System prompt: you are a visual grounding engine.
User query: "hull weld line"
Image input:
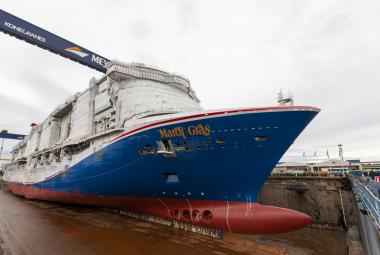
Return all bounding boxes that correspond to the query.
[245,196,249,216]
[186,199,194,223]
[157,198,171,218]
[35,157,144,185]
[226,201,232,233]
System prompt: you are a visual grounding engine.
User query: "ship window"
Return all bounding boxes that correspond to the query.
[165,173,179,183]
[162,140,171,151]
[255,136,267,142]
[215,138,226,144]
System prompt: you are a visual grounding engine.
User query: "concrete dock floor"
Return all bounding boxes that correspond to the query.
[0,187,347,255]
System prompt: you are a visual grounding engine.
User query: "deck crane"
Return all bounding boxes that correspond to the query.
[0,9,109,73]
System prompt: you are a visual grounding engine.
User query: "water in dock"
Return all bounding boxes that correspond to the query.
[0,186,347,255]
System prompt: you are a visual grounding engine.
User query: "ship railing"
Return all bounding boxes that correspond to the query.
[107,63,200,102]
[351,177,380,230]
[108,64,190,87]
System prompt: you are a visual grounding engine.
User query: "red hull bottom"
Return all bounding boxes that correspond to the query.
[5,182,311,235]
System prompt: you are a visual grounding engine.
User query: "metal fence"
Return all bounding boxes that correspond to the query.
[351,177,380,230]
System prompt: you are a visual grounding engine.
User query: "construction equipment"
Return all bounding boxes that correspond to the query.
[0,130,25,140]
[0,130,25,161]
[0,9,109,73]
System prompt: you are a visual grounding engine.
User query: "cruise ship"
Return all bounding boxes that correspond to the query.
[2,61,319,235]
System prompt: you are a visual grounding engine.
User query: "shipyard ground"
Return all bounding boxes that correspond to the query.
[0,186,347,255]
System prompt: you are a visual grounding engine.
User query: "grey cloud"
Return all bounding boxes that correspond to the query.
[0,94,43,132]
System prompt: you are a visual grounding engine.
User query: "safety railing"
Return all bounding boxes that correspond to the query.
[351,177,380,230]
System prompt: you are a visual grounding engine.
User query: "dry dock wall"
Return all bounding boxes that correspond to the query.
[258,176,357,229]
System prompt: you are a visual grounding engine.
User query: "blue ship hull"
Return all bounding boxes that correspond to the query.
[6,106,319,234]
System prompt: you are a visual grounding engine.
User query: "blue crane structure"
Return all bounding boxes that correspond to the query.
[0,9,110,73]
[0,130,24,161]
[0,131,25,140]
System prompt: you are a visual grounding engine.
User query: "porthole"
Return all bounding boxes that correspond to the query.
[183,209,191,220]
[203,210,213,223]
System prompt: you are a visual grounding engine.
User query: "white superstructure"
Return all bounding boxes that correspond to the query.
[3,61,202,184]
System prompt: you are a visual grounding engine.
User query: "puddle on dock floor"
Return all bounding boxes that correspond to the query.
[0,187,347,255]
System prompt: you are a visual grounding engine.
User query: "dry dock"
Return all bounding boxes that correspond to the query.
[260,176,356,229]
[0,180,349,255]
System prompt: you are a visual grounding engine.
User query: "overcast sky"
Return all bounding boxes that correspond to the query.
[1,0,379,162]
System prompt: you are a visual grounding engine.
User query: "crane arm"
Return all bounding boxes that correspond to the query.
[0,9,109,73]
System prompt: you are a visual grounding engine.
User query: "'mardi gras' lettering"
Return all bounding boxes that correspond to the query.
[159,124,211,139]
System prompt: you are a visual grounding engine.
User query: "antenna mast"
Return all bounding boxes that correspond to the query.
[277,90,294,106]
